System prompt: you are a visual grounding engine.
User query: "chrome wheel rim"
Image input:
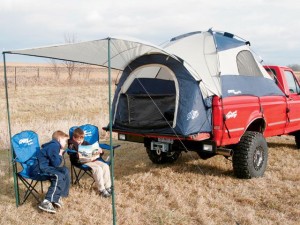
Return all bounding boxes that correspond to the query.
[253,146,264,170]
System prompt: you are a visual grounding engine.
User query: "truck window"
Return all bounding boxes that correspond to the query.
[285,70,300,94]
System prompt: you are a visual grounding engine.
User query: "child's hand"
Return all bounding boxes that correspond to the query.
[95,147,104,156]
[59,149,64,156]
[91,154,99,161]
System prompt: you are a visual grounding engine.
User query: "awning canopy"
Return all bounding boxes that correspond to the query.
[5,37,175,70]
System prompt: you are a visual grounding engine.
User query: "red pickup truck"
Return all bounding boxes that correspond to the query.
[107,31,300,179]
[113,65,300,179]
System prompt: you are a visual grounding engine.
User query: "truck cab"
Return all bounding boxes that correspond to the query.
[264,65,300,134]
[264,65,300,95]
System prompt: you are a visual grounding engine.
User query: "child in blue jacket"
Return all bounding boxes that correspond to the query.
[35,130,70,213]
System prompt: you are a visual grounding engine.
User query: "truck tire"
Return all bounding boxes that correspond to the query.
[295,132,300,149]
[233,131,268,179]
[146,147,181,164]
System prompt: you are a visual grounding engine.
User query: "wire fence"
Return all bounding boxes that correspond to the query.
[0,65,120,87]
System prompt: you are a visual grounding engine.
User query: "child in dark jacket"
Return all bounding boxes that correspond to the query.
[35,130,70,214]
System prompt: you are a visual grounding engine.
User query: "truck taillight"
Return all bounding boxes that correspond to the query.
[118,134,126,140]
[203,144,213,152]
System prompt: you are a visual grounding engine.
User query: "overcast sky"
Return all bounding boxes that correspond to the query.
[1,0,299,66]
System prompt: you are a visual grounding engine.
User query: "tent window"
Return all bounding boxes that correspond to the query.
[236,50,263,76]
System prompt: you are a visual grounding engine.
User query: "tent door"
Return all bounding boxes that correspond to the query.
[115,93,175,129]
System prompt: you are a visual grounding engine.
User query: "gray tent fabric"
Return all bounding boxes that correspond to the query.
[7,37,174,70]
[236,50,263,76]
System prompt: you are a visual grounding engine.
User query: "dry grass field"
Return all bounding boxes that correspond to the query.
[0,64,299,225]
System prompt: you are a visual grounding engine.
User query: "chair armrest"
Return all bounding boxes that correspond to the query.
[64,149,77,155]
[99,144,121,150]
[97,156,111,166]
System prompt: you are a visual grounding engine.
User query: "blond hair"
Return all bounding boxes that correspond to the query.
[52,130,69,141]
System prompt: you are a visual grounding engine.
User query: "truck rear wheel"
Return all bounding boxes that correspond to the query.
[233,131,268,179]
[146,147,181,164]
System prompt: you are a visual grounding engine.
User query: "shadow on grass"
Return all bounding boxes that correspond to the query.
[0,173,50,209]
[179,163,232,175]
[268,141,297,149]
[112,142,234,179]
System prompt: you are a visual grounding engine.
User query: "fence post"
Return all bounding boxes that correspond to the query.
[14,67,17,90]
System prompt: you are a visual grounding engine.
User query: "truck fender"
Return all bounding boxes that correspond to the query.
[244,117,266,135]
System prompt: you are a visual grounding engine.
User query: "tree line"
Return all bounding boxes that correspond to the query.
[287,64,300,71]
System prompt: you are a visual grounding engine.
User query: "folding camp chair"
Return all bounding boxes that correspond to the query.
[67,124,119,186]
[11,130,50,205]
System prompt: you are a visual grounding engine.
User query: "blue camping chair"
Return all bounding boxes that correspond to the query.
[11,130,50,205]
[67,124,119,186]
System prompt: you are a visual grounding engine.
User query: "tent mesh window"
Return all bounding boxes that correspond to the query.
[236,50,263,76]
[127,94,175,128]
[115,78,176,129]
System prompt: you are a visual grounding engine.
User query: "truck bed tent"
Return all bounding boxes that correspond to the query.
[110,30,284,137]
[111,53,212,136]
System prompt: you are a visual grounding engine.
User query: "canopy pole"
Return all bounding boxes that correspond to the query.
[3,53,20,206]
[108,38,117,225]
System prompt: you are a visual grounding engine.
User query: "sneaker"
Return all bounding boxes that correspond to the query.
[106,187,112,194]
[52,197,63,208]
[38,199,56,213]
[100,189,111,198]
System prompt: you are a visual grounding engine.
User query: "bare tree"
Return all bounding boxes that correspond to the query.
[49,59,61,79]
[64,33,79,80]
[48,33,94,81]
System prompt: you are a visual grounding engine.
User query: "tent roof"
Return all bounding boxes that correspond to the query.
[5,36,176,71]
